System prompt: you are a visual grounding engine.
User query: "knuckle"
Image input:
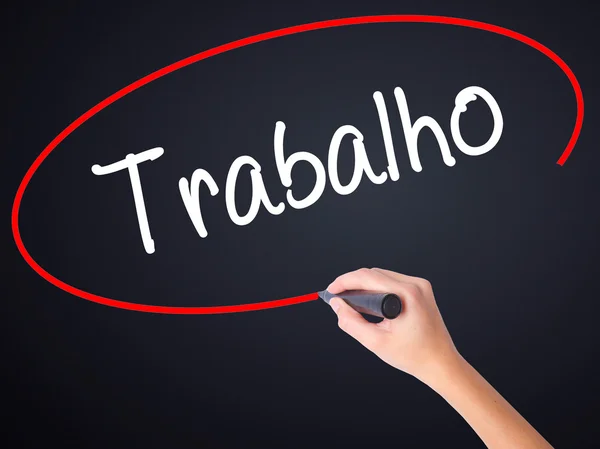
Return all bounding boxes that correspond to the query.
[403,283,421,299]
[417,278,432,292]
[357,267,371,275]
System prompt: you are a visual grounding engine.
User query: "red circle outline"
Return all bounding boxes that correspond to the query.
[11,15,584,314]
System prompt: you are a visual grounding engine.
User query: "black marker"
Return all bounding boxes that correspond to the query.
[318,290,402,319]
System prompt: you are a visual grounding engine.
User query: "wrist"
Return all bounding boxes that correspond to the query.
[416,348,470,391]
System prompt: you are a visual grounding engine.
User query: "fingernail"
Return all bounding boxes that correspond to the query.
[330,298,341,313]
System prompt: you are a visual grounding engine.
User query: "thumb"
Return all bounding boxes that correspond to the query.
[330,297,386,352]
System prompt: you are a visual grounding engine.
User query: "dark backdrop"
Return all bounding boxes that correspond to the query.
[3,1,599,447]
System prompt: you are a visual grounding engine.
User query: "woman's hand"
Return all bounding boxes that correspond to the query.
[327,267,554,449]
[327,267,459,384]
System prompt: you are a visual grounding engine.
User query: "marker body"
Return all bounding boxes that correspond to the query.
[319,290,402,319]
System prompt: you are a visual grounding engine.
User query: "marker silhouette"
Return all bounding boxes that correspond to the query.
[319,290,402,319]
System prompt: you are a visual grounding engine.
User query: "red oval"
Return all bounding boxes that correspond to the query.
[12,15,584,314]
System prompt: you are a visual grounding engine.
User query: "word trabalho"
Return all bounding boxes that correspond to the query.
[92,86,503,254]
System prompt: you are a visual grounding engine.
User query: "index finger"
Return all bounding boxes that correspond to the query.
[327,268,400,294]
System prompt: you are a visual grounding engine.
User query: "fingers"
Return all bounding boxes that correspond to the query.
[370,268,421,285]
[328,268,398,294]
[330,297,387,351]
[372,268,432,293]
[327,268,421,307]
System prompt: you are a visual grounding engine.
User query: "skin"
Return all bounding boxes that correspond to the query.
[327,267,554,449]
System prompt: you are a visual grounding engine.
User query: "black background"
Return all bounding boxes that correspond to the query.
[3,1,599,447]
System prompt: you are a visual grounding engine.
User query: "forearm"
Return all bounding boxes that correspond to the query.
[424,354,553,449]
[328,269,553,447]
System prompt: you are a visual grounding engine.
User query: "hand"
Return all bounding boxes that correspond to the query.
[327,268,459,384]
[328,268,554,449]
